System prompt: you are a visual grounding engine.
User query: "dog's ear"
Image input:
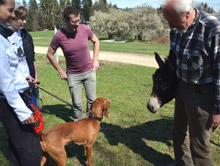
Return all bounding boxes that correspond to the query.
[103,100,110,118]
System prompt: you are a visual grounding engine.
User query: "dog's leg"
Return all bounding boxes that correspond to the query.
[45,144,67,166]
[41,151,49,166]
[49,150,67,166]
[86,144,94,166]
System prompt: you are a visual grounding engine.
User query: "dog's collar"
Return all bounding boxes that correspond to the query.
[88,113,102,121]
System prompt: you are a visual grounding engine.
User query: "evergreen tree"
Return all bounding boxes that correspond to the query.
[22,0,27,8]
[28,0,40,31]
[91,0,109,15]
[40,0,60,29]
[30,0,38,10]
[71,0,81,10]
[26,8,33,30]
[197,2,214,13]
[82,0,92,21]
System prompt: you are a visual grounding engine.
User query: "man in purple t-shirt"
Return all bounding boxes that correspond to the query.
[47,6,100,121]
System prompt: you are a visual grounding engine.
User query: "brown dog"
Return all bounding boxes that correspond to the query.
[40,98,110,166]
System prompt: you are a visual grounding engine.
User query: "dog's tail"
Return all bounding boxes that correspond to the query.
[39,134,47,152]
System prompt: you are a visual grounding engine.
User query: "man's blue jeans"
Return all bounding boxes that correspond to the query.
[67,68,96,121]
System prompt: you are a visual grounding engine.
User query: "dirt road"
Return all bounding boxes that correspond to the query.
[35,46,158,68]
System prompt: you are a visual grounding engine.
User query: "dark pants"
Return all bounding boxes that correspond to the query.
[0,98,41,166]
[173,80,214,166]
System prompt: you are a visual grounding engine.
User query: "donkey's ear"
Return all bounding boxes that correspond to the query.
[155,52,164,68]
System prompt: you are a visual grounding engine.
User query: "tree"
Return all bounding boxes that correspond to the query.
[82,0,92,21]
[25,9,33,31]
[40,0,60,29]
[90,6,164,41]
[25,0,40,31]
[23,0,27,8]
[108,2,117,9]
[109,9,132,40]
[197,3,214,13]
[57,0,70,28]
[91,0,108,15]
[30,0,38,10]
[132,5,164,41]
[90,10,109,38]
[71,0,81,10]
[29,0,40,31]
[90,9,133,40]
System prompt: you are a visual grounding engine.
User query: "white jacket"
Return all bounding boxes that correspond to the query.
[0,34,32,122]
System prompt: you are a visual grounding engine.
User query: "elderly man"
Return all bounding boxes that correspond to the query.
[47,6,99,121]
[162,0,220,165]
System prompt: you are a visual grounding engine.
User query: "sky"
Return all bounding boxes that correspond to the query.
[102,0,220,12]
[16,0,220,12]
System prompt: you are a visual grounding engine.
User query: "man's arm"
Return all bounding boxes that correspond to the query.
[47,46,67,80]
[90,34,100,70]
[34,61,38,82]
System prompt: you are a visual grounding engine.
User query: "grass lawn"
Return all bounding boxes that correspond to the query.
[1,54,220,166]
[30,30,170,56]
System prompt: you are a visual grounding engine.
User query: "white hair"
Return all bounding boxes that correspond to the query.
[162,0,194,16]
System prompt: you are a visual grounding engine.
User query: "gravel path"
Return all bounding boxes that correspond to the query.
[35,46,158,68]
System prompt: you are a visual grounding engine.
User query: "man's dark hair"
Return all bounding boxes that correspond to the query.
[15,6,27,19]
[63,6,80,21]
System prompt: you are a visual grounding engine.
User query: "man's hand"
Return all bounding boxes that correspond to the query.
[93,60,100,71]
[22,114,35,124]
[208,113,220,132]
[59,70,67,80]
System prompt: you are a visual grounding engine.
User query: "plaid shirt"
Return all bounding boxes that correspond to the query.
[170,9,220,113]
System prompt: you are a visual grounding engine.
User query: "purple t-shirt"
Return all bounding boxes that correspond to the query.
[50,24,94,74]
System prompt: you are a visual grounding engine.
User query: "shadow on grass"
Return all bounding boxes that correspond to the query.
[42,143,87,166]
[41,104,74,122]
[31,104,220,165]
[40,105,174,165]
[101,117,174,165]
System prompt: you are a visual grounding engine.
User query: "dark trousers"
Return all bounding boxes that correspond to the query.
[0,98,41,166]
[173,80,214,166]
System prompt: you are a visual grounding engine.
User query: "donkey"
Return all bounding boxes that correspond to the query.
[147,50,177,113]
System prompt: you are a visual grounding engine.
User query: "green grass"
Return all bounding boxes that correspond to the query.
[1,54,220,166]
[30,30,170,56]
[30,30,55,48]
[98,42,170,55]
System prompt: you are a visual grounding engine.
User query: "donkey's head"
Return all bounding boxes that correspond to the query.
[147,50,177,113]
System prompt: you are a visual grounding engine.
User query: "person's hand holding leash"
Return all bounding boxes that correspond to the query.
[22,114,35,124]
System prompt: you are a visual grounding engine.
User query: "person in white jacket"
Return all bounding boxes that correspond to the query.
[0,0,41,165]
